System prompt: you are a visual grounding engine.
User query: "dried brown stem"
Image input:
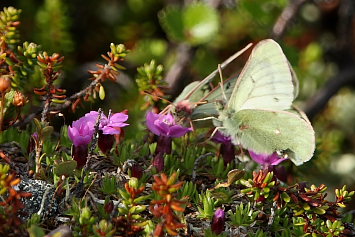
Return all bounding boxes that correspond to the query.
[304,0,355,120]
[165,44,194,97]
[13,74,104,128]
[271,0,308,40]
[41,84,53,123]
[304,67,355,121]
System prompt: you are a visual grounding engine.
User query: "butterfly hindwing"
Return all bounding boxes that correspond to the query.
[221,109,315,166]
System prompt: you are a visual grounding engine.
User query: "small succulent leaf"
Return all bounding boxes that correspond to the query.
[41,126,54,138]
[99,85,105,100]
[54,160,77,176]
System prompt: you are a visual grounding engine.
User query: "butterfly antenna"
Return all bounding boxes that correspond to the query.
[185,43,253,100]
[143,91,172,104]
[218,64,228,102]
[142,91,173,114]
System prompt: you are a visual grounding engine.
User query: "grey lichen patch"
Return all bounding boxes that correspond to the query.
[18,178,59,219]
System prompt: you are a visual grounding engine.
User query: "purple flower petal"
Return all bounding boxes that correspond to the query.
[249,150,287,167]
[101,126,120,135]
[168,125,192,138]
[146,111,192,138]
[146,111,162,136]
[68,126,77,142]
[270,157,288,165]
[84,111,99,119]
[102,112,129,135]
[163,113,175,125]
[109,113,129,123]
[84,111,108,128]
[154,119,171,135]
[69,110,130,146]
[212,131,232,144]
[68,116,97,146]
[214,208,225,219]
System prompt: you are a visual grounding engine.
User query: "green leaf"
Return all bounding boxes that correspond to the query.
[159,6,184,42]
[33,118,42,130]
[183,3,219,45]
[159,3,219,45]
[54,160,77,176]
[41,125,54,138]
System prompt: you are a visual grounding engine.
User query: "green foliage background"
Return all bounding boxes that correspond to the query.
[1,0,355,206]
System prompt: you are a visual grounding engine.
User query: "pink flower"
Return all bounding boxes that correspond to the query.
[68,116,96,147]
[249,150,287,167]
[84,111,129,135]
[146,111,192,138]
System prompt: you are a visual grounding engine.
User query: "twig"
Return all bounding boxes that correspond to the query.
[271,0,308,40]
[73,109,102,198]
[41,83,53,123]
[304,68,355,121]
[56,74,104,111]
[83,108,102,171]
[304,0,355,120]
[87,190,121,206]
[165,44,193,97]
[185,43,252,100]
[37,185,52,216]
[337,0,354,47]
[13,72,105,128]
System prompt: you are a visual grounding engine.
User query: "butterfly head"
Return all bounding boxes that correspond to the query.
[215,100,227,112]
[175,100,195,116]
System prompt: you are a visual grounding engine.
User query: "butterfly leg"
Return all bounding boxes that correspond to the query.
[209,126,224,140]
[192,116,218,122]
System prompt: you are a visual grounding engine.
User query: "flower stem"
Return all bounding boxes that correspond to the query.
[35,139,43,176]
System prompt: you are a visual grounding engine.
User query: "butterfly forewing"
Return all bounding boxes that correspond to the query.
[228,39,295,112]
[174,81,206,104]
[227,109,315,166]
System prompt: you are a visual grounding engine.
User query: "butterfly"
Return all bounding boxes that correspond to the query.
[195,39,315,166]
[170,39,315,166]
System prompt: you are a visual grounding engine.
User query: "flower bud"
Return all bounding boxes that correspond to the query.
[27,132,39,154]
[13,91,27,107]
[153,152,165,172]
[211,208,225,234]
[104,200,114,214]
[0,76,11,93]
[220,142,235,165]
[131,163,143,179]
